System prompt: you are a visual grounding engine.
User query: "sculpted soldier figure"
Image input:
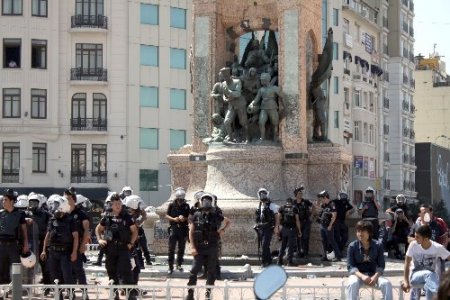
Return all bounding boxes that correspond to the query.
[210,71,225,117]
[240,67,260,104]
[248,73,285,142]
[244,39,271,72]
[220,67,249,143]
[203,113,226,143]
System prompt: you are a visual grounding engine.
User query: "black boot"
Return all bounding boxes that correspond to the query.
[205,288,211,300]
[185,289,194,300]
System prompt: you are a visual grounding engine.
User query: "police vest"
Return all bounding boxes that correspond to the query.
[192,211,220,247]
[320,204,333,227]
[362,200,378,219]
[296,200,311,221]
[49,215,74,248]
[168,201,190,226]
[0,209,23,240]
[104,212,132,244]
[255,202,275,228]
[32,209,51,239]
[281,205,296,227]
[71,208,87,240]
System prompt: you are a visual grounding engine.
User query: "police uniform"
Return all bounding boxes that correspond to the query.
[186,201,224,300]
[0,207,26,284]
[277,200,299,265]
[295,198,313,257]
[255,200,277,266]
[46,213,78,286]
[360,199,379,239]
[319,201,342,260]
[99,209,137,299]
[70,206,89,285]
[332,198,353,251]
[166,199,190,273]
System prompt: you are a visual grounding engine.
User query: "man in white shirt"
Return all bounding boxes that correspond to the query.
[402,224,450,300]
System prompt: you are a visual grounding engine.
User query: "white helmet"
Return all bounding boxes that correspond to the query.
[125,195,143,210]
[365,186,375,194]
[28,192,44,208]
[257,188,269,200]
[76,194,88,206]
[47,194,61,211]
[20,251,37,268]
[15,195,29,208]
[121,186,133,197]
[174,187,186,199]
[53,195,70,213]
[396,194,406,205]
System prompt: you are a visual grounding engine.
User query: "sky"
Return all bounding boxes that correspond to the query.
[414,0,450,67]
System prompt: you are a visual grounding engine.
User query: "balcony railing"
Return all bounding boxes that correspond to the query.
[2,171,19,183]
[383,97,389,109]
[384,152,390,162]
[342,0,378,23]
[71,118,107,131]
[433,81,450,87]
[71,15,108,29]
[402,100,410,112]
[71,170,107,184]
[70,68,107,81]
[410,79,415,89]
[410,104,415,113]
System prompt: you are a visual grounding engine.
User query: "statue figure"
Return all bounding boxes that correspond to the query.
[210,71,225,117]
[309,28,333,142]
[203,113,226,143]
[220,67,249,143]
[243,39,270,72]
[240,67,260,104]
[247,73,285,142]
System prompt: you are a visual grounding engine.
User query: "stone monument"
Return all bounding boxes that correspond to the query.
[151,0,352,256]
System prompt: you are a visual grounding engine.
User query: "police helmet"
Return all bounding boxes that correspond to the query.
[193,190,204,202]
[293,186,305,196]
[200,193,214,209]
[15,194,29,208]
[125,195,143,210]
[365,186,375,194]
[28,192,44,208]
[396,194,406,205]
[121,186,133,197]
[286,197,294,204]
[53,195,71,213]
[75,194,88,206]
[257,188,269,200]
[3,189,18,202]
[20,251,37,268]
[175,187,186,199]
[317,190,329,198]
[47,194,61,211]
[338,191,349,200]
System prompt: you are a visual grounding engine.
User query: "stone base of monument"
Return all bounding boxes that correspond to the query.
[149,142,352,257]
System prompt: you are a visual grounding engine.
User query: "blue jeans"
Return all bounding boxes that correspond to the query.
[409,270,439,300]
[346,274,393,300]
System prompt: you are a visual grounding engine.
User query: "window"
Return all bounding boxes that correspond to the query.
[140,86,158,107]
[76,43,103,69]
[71,93,86,128]
[354,156,363,177]
[344,87,350,110]
[2,142,20,182]
[353,89,360,107]
[3,88,20,118]
[71,144,86,176]
[354,121,361,141]
[334,111,339,128]
[170,88,186,110]
[333,42,338,60]
[333,76,339,94]
[170,48,186,69]
[32,143,46,173]
[2,0,22,15]
[140,128,158,149]
[321,0,328,44]
[363,157,368,177]
[3,38,21,68]
[170,7,186,29]
[140,169,158,191]
[369,124,374,145]
[369,92,374,112]
[75,0,104,16]
[31,39,47,69]
[363,122,368,143]
[31,89,46,119]
[343,18,349,34]
[32,0,47,17]
[141,3,158,25]
[170,129,186,150]
[332,8,339,26]
[92,144,107,175]
[140,45,158,66]
[93,93,107,128]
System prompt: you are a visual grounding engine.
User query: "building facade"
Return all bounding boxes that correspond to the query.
[0,0,192,206]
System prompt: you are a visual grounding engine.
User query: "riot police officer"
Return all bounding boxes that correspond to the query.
[165,187,190,275]
[95,193,138,300]
[254,188,280,267]
[358,186,381,239]
[0,189,29,286]
[293,186,314,258]
[332,191,354,252]
[186,193,226,300]
[40,195,78,300]
[317,190,342,262]
[276,198,301,266]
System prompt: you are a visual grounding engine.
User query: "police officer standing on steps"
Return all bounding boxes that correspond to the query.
[254,188,280,267]
[358,186,381,239]
[165,187,190,275]
[186,193,226,300]
[95,193,138,300]
[317,190,342,262]
[277,197,301,266]
[0,189,29,287]
[333,191,354,253]
[293,186,314,258]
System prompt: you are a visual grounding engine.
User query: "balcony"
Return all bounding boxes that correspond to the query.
[409,27,414,37]
[383,97,389,109]
[410,53,415,62]
[384,152,390,162]
[71,15,108,29]
[403,127,410,137]
[2,171,19,183]
[342,0,378,24]
[70,68,107,81]
[383,124,390,135]
[410,79,415,89]
[403,153,410,163]
[403,48,409,59]
[402,100,409,112]
[402,22,409,33]
[433,81,450,87]
[384,179,391,190]
[410,129,415,140]
[410,104,415,113]
[71,118,107,131]
[403,74,409,84]
[410,1,414,12]
[402,0,409,7]
[383,17,388,28]
[410,156,415,165]
[71,171,107,184]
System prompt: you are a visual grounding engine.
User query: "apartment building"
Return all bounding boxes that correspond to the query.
[0,0,192,206]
